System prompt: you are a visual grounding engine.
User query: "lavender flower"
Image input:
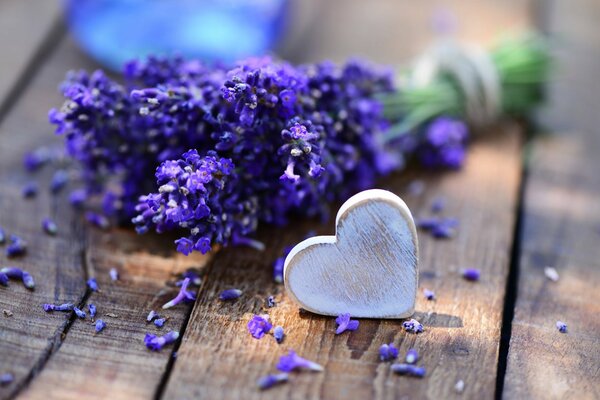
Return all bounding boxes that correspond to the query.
[69,189,87,208]
[277,350,323,372]
[556,321,567,333]
[416,217,458,239]
[335,313,359,334]
[109,268,119,281]
[267,295,276,308]
[0,273,8,286]
[273,246,293,283]
[176,270,202,286]
[423,288,436,300]
[391,363,426,378]
[418,117,468,169]
[405,349,418,364]
[154,318,166,328]
[85,212,110,230]
[50,169,68,193]
[247,314,272,339]
[23,147,53,171]
[273,326,285,343]
[73,307,86,319]
[6,235,27,257]
[257,373,289,390]
[95,319,106,333]
[89,303,97,319]
[544,266,559,282]
[22,182,38,198]
[162,277,196,309]
[87,278,99,292]
[0,267,34,289]
[379,343,398,361]
[42,218,58,235]
[402,319,423,334]
[0,227,5,244]
[0,372,14,386]
[462,268,481,281]
[146,310,158,322]
[144,331,179,351]
[44,303,74,312]
[219,288,242,301]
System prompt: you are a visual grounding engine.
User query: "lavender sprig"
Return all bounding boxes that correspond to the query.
[162,277,196,309]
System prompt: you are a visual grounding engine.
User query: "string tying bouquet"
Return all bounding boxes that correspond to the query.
[48,34,550,259]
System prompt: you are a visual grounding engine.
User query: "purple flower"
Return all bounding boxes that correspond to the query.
[0,226,5,244]
[87,278,99,292]
[416,217,458,239]
[391,363,426,377]
[423,288,435,301]
[379,343,398,361]
[69,189,87,208]
[219,288,242,301]
[273,246,293,283]
[402,319,423,334]
[273,326,285,344]
[405,348,418,364]
[154,318,166,327]
[42,218,58,235]
[0,273,8,286]
[6,235,27,257]
[89,303,97,319]
[85,212,110,230]
[176,270,202,286]
[109,267,119,281]
[277,350,323,372]
[144,331,179,351]
[556,321,567,333]
[257,373,289,390]
[147,310,158,322]
[50,169,69,193]
[23,147,53,171]
[73,307,86,319]
[0,372,14,386]
[419,117,468,169]
[44,303,74,312]
[95,319,106,333]
[162,277,196,309]
[22,182,38,198]
[1,267,34,289]
[462,268,480,281]
[267,295,276,308]
[247,314,272,339]
[335,313,359,334]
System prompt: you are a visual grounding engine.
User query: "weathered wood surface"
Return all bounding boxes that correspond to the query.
[0,0,62,119]
[502,0,600,398]
[163,127,521,399]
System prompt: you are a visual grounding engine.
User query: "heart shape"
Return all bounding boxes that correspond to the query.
[284,189,419,318]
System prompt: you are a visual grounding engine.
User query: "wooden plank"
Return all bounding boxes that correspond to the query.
[0,0,62,117]
[0,37,211,399]
[503,0,600,398]
[163,125,522,399]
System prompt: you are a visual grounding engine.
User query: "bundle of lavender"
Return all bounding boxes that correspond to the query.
[48,34,550,255]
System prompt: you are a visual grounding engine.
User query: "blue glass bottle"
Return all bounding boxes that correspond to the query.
[64,0,289,70]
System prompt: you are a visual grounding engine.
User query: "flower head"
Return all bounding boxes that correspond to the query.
[405,348,418,364]
[154,318,166,328]
[42,218,58,235]
[0,372,14,386]
[22,182,38,198]
[0,273,8,286]
[95,319,106,333]
[1,267,34,289]
[462,268,480,281]
[73,307,86,319]
[379,343,398,361]
[277,350,323,372]
[50,169,69,193]
[391,363,426,377]
[144,331,179,351]
[257,373,289,390]
[88,303,97,319]
[423,288,436,301]
[267,295,276,308]
[147,310,158,322]
[162,277,196,309]
[6,235,27,258]
[402,319,423,334]
[556,321,567,333]
[87,278,99,292]
[335,313,359,334]
[273,326,285,344]
[419,117,468,169]
[247,314,272,339]
[219,288,242,301]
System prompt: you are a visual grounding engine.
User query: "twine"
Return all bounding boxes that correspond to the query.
[411,39,502,127]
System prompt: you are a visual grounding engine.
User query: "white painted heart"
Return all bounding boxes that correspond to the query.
[284,189,419,319]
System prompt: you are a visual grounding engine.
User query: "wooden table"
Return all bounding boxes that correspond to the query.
[0,1,598,399]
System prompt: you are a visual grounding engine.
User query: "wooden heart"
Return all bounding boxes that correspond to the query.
[284,189,419,319]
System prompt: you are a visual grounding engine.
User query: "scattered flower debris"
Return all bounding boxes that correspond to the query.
[219,288,242,301]
[109,268,119,281]
[176,270,201,286]
[85,212,110,230]
[405,349,418,364]
[335,313,359,334]
[1,267,34,289]
[3,309,13,317]
[154,318,166,328]
[0,372,14,386]
[147,310,158,322]
[87,278,99,292]
[50,169,68,193]
[416,217,458,238]
[144,331,179,351]
[273,326,285,343]
[0,272,8,286]
[462,268,480,281]
[22,182,38,198]
[95,319,106,333]
[267,295,276,308]
[0,227,5,244]
[42,218,58,235]
[423,288,435,300]
[88,303,97,319]
[44,303,74,312]
[277,350,323,372]
[69,189,87,208]
[556,321,567,333]
[6,235,27,258]
[402,319,424,334]
[431,196,446,213]
[544,267,559,282]
[162,277,196,309]
[257,373,289,390]
[391,363,426,378]
[23,147,52,171]
[455,379,465,393]
[73,307,86,319]
[247,314,272,339]
[379,343,399,361]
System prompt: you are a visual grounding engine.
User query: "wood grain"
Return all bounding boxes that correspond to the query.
[162,125,522,400]
[503,0,600,398]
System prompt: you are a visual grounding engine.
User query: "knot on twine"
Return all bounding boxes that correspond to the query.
[411,39,501,127]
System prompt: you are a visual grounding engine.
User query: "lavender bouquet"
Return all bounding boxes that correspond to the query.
[48,35,550,256]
